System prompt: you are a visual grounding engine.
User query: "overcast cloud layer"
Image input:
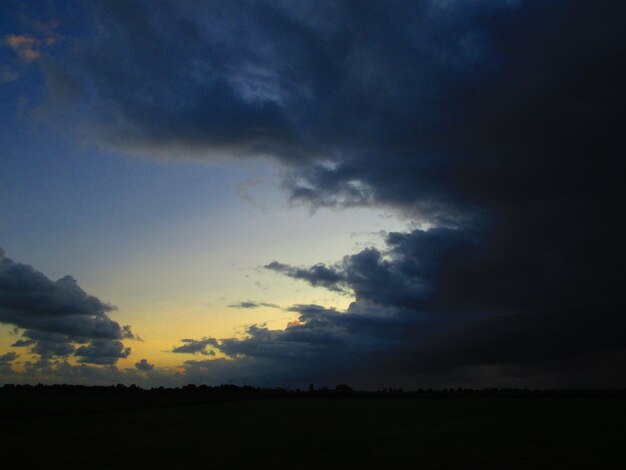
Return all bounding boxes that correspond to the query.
[2,0,625,387]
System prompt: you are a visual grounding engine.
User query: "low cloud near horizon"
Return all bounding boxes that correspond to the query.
[0,250,135,367]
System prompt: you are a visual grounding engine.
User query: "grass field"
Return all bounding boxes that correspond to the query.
[2,394,625,468]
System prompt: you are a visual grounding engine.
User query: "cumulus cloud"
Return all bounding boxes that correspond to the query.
[135,358,154,371]
[75,340,131,365]
[0,252,135,365]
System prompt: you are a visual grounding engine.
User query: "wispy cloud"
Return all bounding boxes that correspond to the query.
[228,301,281,310]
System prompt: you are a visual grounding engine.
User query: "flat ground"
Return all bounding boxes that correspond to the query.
[2,394,625,468]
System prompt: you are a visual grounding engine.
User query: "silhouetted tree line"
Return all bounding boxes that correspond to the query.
[2,383,625,398]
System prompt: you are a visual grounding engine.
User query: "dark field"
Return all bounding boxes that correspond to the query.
[2,391,625,469]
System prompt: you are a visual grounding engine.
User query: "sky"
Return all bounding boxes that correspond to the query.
[0,0,625,389]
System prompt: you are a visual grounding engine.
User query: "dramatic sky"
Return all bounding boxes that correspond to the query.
[1,0,624,389]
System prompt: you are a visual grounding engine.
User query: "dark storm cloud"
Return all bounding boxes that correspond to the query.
[32,1,626,386]
[34,0,626,212]
[135,358,154,371]
[171,338,218,356]
[42,0,316,160]
[41,0,529,176]
[260,224,626,382]
[266,228,481,312]
[228,301,280,309]
[267,227,508,315]
[0,253,135,365]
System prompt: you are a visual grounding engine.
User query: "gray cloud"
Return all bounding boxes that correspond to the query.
[265,262,345,292]
[228,301,280,309]
[0,360,181,388]
[0,253,135,365]
[75,340,131,365]
[171,338,218,356]
[268,228,480,314]
[135,358,154,371]
[0,352,18,363]
[0,351,19,375]
[173,303,445,387]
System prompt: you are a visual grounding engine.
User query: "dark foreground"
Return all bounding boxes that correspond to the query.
[1,389,625,469]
